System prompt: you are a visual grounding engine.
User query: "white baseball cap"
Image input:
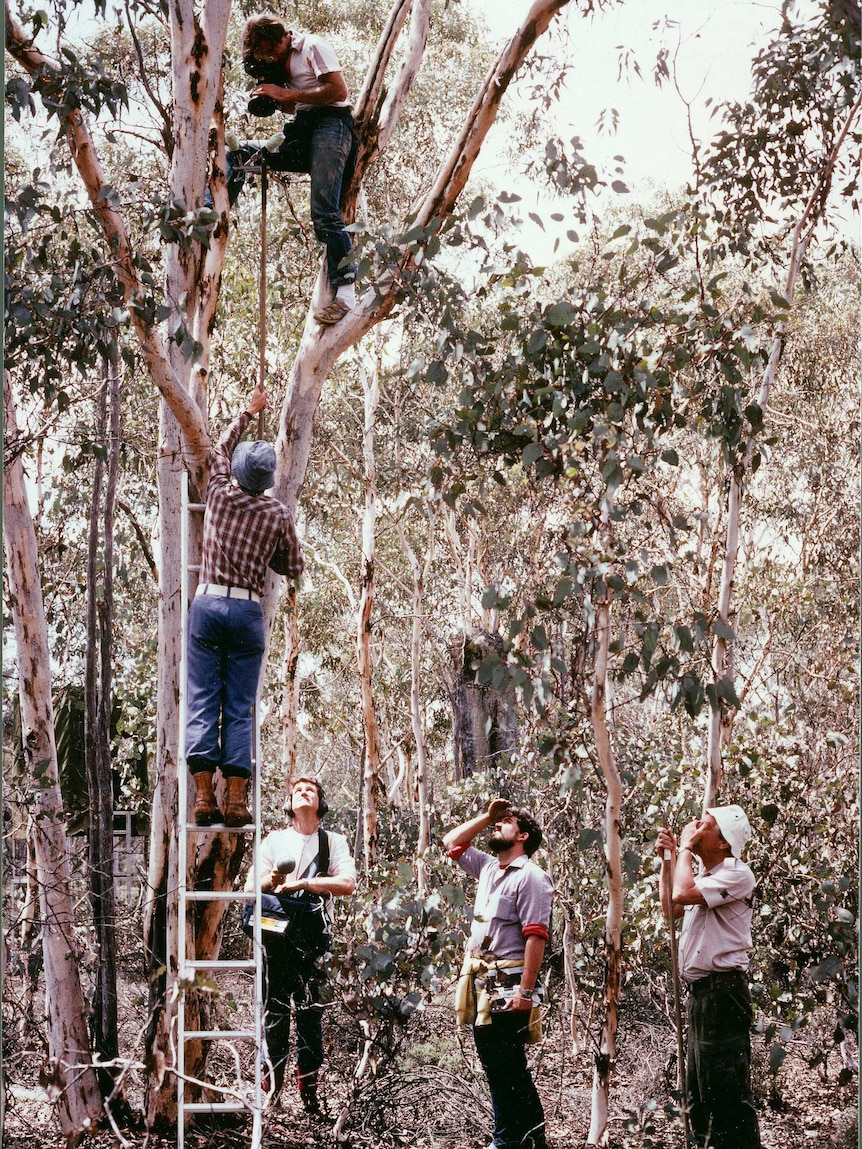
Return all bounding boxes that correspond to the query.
[706,805,752,857]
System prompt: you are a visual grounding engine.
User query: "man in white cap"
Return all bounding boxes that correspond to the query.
[657,805,762,1149]
[185,388,303,826]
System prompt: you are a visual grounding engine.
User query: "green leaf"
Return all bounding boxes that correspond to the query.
[712,618,735,640]
[522,442,543,465]
[531,626,548,651]
[545,301,576,327]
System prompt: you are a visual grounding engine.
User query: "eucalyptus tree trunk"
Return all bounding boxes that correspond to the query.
[358,360,382,872]
[83,351,121,1097]
[394,511,435,894]
[280,581,300,786]
[586,579,623,1148]
[703,92,862,808]
[3,373,103,1139]
[452,632,519,779]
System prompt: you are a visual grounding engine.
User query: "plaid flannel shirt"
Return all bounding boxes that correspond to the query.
[199,411,303,595]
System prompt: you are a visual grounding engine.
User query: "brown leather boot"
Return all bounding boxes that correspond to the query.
[223,775,253,827]
[192,771,222,825]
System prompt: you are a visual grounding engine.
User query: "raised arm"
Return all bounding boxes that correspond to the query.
[442,797,511,851]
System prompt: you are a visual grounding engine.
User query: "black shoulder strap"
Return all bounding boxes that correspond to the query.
[317,827,330,877]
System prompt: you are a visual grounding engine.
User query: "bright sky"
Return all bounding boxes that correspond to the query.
[465,0,851,253]
[474,0,781,187]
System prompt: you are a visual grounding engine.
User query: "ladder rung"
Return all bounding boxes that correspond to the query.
[184,1031,257,1043]
[183,1102,251,1113]
[184,889,252,901]
[184,959,257,971]
[188,502,205,512]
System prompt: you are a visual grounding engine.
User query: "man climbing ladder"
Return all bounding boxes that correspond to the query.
[186,386,303,826]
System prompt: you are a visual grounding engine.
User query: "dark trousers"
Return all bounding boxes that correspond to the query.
[686,973,762,1149]
[472,1012,547,1149]
[262,950,323,1093]
[226,108,358,288]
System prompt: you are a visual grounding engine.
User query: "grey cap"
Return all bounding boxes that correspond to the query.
[232,440,276,494]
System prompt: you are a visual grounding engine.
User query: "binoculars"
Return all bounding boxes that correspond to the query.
[244,56,282,117]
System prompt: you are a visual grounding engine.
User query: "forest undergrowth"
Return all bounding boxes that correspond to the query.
[2,957,856,1149]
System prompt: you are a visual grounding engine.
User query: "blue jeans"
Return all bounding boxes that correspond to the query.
[226,108,357,287]
[473,1013,548,1149]
[184,594,265,778]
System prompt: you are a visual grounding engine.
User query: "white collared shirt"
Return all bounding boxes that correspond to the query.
[678,856,756,981]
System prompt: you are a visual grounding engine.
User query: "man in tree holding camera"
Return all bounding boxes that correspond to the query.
[219,13,359,326]
[245,776,356,1115]
[443,798,553,1149]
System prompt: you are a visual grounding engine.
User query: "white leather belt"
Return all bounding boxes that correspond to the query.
[196,583,261,604]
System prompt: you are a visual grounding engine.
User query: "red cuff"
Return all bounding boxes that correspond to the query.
[522,923,549,941]
[447,844,469,861]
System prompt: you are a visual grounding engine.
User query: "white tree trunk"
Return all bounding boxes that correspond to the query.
[358,360,382,872]
[3,374,103,1139]
[587,585,623,1148]
[395,511,435,894]
[280,582,300,787]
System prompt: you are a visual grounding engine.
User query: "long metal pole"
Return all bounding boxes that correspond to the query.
[257,156,267,438]
[663,849,691,1146]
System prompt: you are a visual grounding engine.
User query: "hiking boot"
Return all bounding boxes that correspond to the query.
[223,776,253,827]
[313,298,351,325]
[192,771,222,825]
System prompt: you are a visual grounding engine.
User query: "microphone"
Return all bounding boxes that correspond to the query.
[275,858,296,875]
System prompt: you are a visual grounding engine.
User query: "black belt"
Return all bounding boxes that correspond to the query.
[687,970,746,995]
[294,106,354,125]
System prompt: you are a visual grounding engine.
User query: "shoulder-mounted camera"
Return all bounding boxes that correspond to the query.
[243,55,283,117]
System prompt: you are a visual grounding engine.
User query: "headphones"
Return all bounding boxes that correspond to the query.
[284,778,329,818]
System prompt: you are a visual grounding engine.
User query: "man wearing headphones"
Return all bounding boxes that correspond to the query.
[657,805,762,1149]
[245,776,356,1115]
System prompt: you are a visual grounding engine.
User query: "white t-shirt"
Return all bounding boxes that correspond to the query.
[245,822,356,910]
[678,856,756,981]
[288,33,350,111]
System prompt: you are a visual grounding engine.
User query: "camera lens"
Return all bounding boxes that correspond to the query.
[248,94,278,117]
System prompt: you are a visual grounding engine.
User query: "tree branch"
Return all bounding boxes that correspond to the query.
[5,1,210,472]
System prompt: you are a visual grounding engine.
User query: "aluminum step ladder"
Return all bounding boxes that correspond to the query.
[176,477,270,1149]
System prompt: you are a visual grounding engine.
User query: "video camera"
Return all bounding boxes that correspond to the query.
[243,55,282,118]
